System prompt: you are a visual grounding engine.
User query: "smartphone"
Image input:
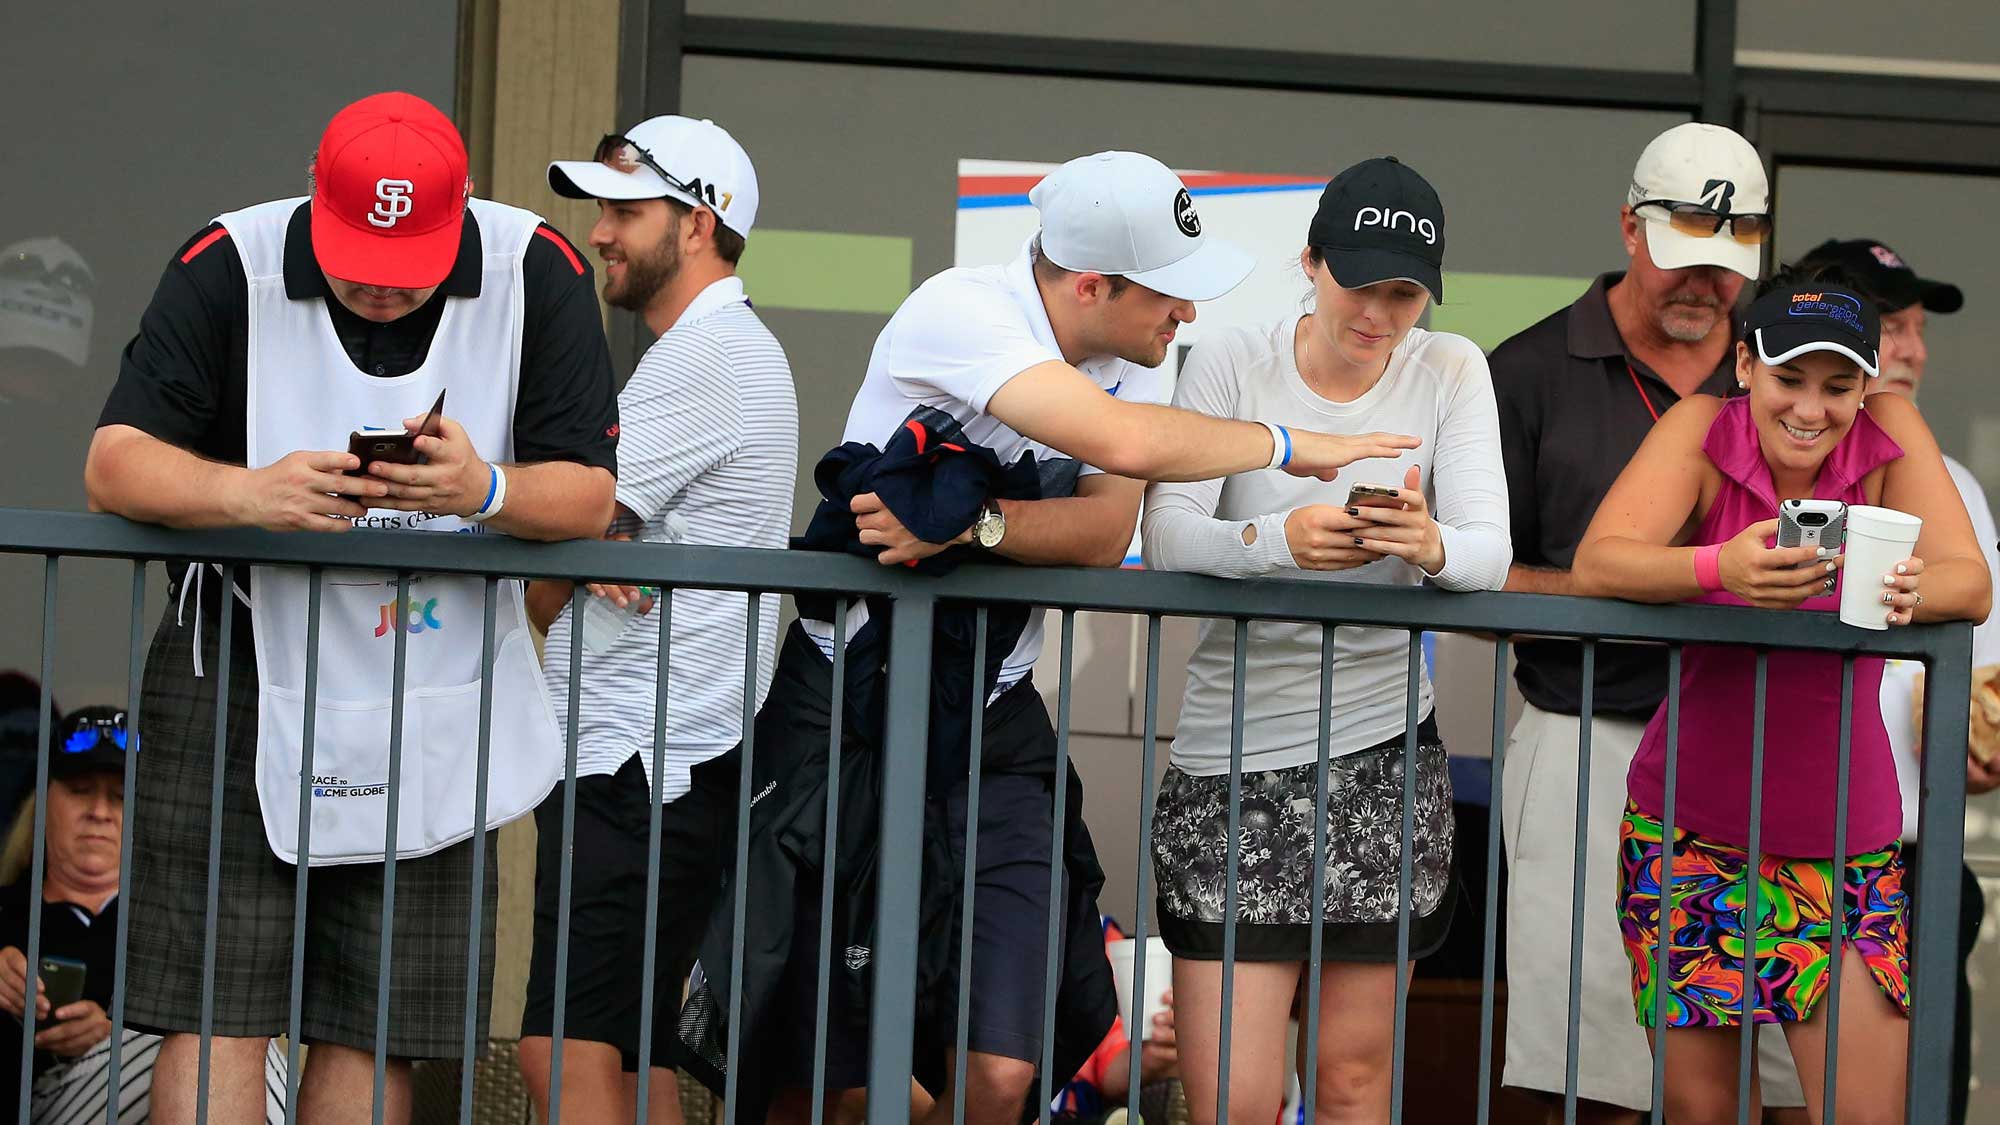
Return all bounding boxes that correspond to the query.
[1345,482,1404,508]
[1778,498,1847,553]
[345,389,446,477]
[37,956,85,1012]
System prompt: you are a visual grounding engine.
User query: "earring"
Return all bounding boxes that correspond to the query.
[1737,380,1747,389]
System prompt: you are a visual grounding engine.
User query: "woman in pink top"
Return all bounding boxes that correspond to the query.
[1574,268,1991,1122]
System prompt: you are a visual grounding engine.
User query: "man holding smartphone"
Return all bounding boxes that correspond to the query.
[84,92,618,1125]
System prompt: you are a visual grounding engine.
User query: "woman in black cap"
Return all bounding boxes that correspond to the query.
[1573,266,1991,1121]
[1142,156,1511,1123]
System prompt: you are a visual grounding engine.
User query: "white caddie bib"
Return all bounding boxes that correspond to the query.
[224,197,562,865]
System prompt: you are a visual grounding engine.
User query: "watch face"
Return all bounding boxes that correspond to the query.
[977,510,1004,548]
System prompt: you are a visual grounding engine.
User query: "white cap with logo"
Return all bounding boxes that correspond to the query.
[1030,151,1254,302]
[1627,122,1769,280]
[549,115,760,237]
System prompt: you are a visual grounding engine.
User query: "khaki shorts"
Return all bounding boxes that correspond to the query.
[1498,702,1804,1110]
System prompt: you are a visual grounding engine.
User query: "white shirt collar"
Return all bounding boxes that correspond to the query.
[674,275,748,328]
[1004,236,1124,385]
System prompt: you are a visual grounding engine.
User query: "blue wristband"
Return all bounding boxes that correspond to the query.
[476,465,498,516]
[1276,424,1293,468]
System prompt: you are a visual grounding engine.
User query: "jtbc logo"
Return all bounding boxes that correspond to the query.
[375,597,443,637]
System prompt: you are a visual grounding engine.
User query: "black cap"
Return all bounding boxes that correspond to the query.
[1308,157,1446,303]
[50,706,129,780]
[1740,283,1881,377]
[1796,238,1963,314]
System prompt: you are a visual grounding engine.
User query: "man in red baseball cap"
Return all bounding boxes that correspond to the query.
[85,91,619,1125]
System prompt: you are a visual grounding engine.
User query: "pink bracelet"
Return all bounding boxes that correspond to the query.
[1693,543,1725,593]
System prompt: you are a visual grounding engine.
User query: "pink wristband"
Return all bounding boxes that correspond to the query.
[1693,543,1724,593]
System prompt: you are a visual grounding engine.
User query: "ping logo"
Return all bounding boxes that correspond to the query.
[1698,178,1736,213]
[1353,206,1438,245]
[1174,188,1202,237]
[368,179,415,228]
[375,596,443,637]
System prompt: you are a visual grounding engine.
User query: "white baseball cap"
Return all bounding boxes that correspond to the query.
[0,236,93,367]
[549,116,760,237]
[1627,123,1769,280]
[1030,152,1254,302]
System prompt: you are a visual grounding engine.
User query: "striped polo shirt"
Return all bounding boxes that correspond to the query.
[544,276,798,801]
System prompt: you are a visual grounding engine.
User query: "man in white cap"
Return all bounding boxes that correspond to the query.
[1490,122,1808,1122]
[513,117,796,1125]
[738,151,1420,1125]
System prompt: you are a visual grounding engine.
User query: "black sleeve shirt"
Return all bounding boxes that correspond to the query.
[98,201,618,472]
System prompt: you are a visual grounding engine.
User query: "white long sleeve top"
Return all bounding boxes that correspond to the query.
[1143,316,1512,774]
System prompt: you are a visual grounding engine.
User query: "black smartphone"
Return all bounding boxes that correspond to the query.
[1345,482,1404,509]
[37,955,85,1012]
[345,389,446,477]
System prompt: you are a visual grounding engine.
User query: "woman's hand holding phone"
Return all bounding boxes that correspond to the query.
[1719,519,1842,608]
[1283,505,1387,571]
[1346,466,1446,576]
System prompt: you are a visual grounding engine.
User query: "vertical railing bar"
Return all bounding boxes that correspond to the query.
[1648,646,1683,1123]
[863,593,934,1125]
[106,562,147,1125]
[195,565,235,1125]
[1127,615,1163,1124]
[1216,618,1248,1125]
[1822,654,1854,1124]
[548,584,587,1124]
[457,578,500,1125]
[1036,609,1078,1124]
[810,599,850,1125]
[284,569,325,1125]
[20,557,57,1124]
[1908,625,1973,1122]
[723,594,761,1125]
[1562,640,1597,1125]
[1736,651,1768,1125]
[1390,631,1421,1122]
[1303,624,1336,1125]
[633,585,673,1125]
[372,571,413,1125]
[1475,634,1512,1125]
[951,607,989,1125]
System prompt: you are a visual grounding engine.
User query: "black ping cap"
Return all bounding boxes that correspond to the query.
[1740,283,1881,377]
[1308,156,1446,303]
[1796,238,1962,314]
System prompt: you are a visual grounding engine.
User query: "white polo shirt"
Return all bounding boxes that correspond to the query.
[544,276,799,801]
[801,240,1167,690]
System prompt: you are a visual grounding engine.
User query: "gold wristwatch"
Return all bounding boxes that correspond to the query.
[973,502,1006,549]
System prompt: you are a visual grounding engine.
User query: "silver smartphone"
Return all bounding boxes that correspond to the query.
[1777,498,1847,553]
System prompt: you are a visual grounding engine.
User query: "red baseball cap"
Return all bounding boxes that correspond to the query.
[310,92,469,289]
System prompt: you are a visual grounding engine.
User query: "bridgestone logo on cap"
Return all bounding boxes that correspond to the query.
[1175,188,1201,238]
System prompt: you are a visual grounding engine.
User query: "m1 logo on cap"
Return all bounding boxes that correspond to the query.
[368,179,416,229]
[1698,178,1736,212]
[1174,188,1202,238]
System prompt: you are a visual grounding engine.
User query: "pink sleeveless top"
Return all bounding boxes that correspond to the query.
[1625,396,1905,858]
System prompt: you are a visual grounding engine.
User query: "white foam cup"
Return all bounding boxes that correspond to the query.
[1107,936,1174,1041]
[1839,505,1923,630]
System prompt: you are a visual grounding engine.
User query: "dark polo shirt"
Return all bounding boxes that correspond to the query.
[1491,271,1735,718]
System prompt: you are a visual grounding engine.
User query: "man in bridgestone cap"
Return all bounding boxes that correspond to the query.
[85,91,618,1125]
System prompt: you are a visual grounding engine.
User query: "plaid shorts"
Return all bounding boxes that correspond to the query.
[123,593,497,1058]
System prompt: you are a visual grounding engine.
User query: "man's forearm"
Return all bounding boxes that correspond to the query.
[989,495,1135,568]
[84,426,250,528]
[482,462,616,542]
[1504,562,1577,595]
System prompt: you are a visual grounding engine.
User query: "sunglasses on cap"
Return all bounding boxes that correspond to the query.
[0,253,93,298]
[1634,199,1771,246]
[62,715,129,756]
[592,134,715,209]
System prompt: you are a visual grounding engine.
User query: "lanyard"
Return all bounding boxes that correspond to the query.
[1626,361,1662,424]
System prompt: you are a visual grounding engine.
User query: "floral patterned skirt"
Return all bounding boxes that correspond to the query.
[1151,718,1455,962]
[1616,801,1910,1027]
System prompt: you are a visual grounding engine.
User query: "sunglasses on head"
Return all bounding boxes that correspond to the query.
[1635,199,1771,246]
[592,134,714,208]
[62,718,129,756]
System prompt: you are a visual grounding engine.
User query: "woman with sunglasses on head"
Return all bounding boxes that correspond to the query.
[0,709,289,1123]
[1141,158,1510,1124]
[1573,266,1991,1123]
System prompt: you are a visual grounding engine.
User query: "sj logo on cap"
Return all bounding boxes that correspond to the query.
[1174,189,1201,238]
[367,179,416,229]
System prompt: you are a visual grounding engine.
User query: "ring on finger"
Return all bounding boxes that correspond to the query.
[1914,592,1925,608]
[1822,576,1836,593]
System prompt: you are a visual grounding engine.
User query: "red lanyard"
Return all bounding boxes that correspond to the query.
[1626,361,1661,424]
